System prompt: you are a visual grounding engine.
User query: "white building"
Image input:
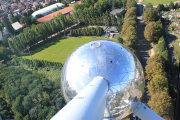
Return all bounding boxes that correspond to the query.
[11,22,23,31]
[32,3,64,17]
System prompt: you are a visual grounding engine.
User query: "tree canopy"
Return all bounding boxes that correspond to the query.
[143,3,153,12]
[144,21,162,42]
[0,62,65,120]
[125,7,137,19]
[143,8,158,24]
[2,16,15,36]
[169,2,174,10]
[147,75,168,95]
[148,92,173,117]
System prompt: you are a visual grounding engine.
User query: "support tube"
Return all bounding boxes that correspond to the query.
[131,102,164,120]
[51,76,109,120]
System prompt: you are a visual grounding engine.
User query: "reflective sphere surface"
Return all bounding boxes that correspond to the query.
[61,40,145,118]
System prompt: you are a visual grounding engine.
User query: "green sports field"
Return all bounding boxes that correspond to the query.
[141,0,178,6]
[172,40,180,60]
[22,36,118,64]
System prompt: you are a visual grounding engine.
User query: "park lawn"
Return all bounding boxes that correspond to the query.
[141,0,178,6]
[172,40,180,60]
[22,36,118,64]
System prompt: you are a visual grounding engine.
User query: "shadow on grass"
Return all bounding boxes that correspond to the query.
[168,33,178,42]
[22,35,66,56]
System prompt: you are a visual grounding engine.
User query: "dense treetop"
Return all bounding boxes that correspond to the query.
[0,61,65,120]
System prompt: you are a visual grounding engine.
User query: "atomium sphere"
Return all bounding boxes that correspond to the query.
[61,40,145,118]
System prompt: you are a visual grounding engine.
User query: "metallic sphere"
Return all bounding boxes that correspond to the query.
[61,40,145,118]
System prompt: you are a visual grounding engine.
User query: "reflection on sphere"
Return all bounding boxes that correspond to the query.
[61,40,145,118]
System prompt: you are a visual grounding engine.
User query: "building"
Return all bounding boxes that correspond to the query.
[18,4,26,12]
[110,9,126,17]
[107,26,118,33]
[3,22,23,35]
[32,3,64,17]
[11,22,23,31]
[37,6,73,23]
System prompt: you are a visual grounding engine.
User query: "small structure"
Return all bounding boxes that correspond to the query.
[110,9,125,17]
[3,27,9,35]
[107,26,118,33]
[11,22,23,31]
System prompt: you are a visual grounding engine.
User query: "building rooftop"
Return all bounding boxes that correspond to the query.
[110,9,125,15]
[37,7,73,23]
[11,22,23,30]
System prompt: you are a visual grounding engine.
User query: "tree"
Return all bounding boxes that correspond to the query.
[1,37,9,47]
[123,25,137,47]
[12,95,24,113]
[2,16,15,35]
[175,2,178,9]
[8,40,15,53]
[46,110,56,120]
[0,97,8,111]
[0,24,3,32]
[147,75,168,95]
[118,37,123,44]
[23,95,32,110]
[126,0,135,7]
[148,92,173,117]
[121,18,137,37]
[145,61,166,80]
[146,53,165,66]
[143,3,153,12]
[156,36,169,61]
[125,7,137,19]
[0,46,11,60]
[127,1,137,9]
[157,4,165,13]
[143,8,158,24]
[144,21,162,42]
[169,1,174,10]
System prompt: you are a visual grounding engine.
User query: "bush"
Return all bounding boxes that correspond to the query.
[69,27,103,37]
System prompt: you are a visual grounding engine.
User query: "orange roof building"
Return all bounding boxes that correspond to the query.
[37,7,73,23]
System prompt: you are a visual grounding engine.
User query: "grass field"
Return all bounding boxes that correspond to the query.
[172,40,180,60]
[141,0,178,6]
[22,35,118,64]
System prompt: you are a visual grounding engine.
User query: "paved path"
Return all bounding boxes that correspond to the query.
[136,4,151,105]
[163,27,174,63]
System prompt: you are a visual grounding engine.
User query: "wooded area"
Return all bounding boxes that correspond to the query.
[0,58,65,120]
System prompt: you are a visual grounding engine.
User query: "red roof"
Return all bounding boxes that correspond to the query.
[37,7,73,23]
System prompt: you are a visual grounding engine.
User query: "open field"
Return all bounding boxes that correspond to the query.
[22,35,118,64]
[141,0,178,6]
[172,40,180,60]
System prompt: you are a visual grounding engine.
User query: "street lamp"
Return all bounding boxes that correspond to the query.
[103,18,108,38]
[27,46,33,62]
[60,19,66,37]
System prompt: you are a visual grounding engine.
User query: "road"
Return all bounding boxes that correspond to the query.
[136,4,151,105]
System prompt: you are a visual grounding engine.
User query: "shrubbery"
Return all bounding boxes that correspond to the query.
[68,27,104,37]
[9,56,63,69]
